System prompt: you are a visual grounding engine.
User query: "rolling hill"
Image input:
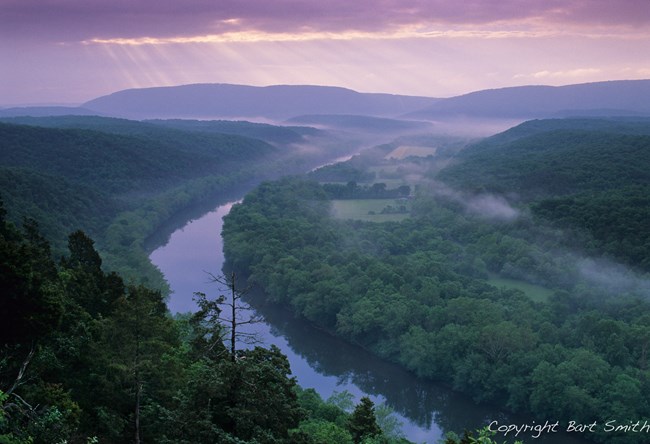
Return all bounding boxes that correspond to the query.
[83,83,439,120]
[437,117,650,269]
[408,79,650,120]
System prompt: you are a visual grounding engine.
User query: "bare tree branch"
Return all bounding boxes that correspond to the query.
[5,344,35,397]
[201,271,264,361]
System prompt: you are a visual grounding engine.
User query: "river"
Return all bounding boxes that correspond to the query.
[149,199,590,444]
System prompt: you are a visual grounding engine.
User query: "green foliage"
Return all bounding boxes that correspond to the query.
[221,150,650,443]
[309,162,376,183]
[293,420,354,444]
[0,167,118,252]
[330,199,410,222]
[437,119,650,270]
[348,397,382,443]
[146,118,313,145]
[322,182,410,200]
[1,211,339,443]
[0,115,354,293]
[442,426,524,444]
[531,185,650,269]
[296,389,350,427]
[292,390,412,444]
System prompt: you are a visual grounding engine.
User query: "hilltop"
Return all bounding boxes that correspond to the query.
[407,79,650,119]
[82,83,439,120]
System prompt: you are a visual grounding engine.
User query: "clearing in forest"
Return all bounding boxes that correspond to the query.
[385,145,438,159]
[330,199,411,222]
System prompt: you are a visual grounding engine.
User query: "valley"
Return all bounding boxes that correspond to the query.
[2,81,650,444]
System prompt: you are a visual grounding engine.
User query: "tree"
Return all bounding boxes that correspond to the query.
[60,230,123,318]
[0,218,62,350]
[293,420,354,444]
[443,427,524,444]
[84,285,180,443]
[194,271,261,362]
[348,397,382,444]
[229,345,305,442]
[66,230,102,271]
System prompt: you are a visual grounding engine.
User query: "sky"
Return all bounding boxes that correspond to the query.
[2,0,650,105]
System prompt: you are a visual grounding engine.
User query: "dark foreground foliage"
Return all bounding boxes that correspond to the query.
[0,202,411,443]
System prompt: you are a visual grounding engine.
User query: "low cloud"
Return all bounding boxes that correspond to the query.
[427,181,520,221]
[578,257,650,298]
[514,68,603,81]
[465,194,520,220]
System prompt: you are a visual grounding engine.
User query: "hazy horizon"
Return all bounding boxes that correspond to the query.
[2,0,650,105]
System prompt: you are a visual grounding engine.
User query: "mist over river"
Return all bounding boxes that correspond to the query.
[149,198,589,444]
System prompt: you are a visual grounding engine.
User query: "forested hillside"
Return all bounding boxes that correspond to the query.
[1,115,320,148]
[144,119,322,145]
[221,118,650,443]
[438,118,650,269]
[0,116,350,290]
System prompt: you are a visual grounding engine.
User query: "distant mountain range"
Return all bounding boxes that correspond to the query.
[406,79,650,119]
[82,84,438,120]
[4,80,650,122]
[0,106,97,118]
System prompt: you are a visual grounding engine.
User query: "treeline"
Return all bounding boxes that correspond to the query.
[322,182,410,200]
[222,176,650,444]
[145,118,321,145]
[308,162,376,183]
[0,202,412,444]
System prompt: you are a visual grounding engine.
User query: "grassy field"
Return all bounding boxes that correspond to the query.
[385,145,438,159]
[330,199,411,222]
[487,274,555,302]
[368,165,400,174]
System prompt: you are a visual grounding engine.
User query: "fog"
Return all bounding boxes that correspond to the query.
[420,180,521,222]
[577,257,650,298]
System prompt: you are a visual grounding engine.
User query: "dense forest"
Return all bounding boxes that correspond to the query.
[438,118,650,270]
[221,118,650,444]
[0,116,352,292]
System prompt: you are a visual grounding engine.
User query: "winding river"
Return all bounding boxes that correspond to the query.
[149,198,589,444]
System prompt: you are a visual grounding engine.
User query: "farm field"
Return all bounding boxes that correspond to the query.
[487,274,555,302]
[385,145,438,159]
[330,198,411,222]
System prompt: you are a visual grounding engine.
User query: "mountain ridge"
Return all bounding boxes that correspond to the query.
[407,79,650,119]
[7,79,650,122]
[83,83,439,120]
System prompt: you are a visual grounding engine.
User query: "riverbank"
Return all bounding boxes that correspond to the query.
[149,195,590,444]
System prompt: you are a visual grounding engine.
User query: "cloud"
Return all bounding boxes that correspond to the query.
[513,68,603,81]
[578,257,650,298]
[3,0,650,44]
[426,181,521,221]
[464,194,520,221]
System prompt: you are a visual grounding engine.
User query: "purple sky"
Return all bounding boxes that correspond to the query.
[2,0,650,105]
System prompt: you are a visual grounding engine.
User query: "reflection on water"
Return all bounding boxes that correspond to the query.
[149,202,235,314]
[150,201,589,444]
[244,293,588,444]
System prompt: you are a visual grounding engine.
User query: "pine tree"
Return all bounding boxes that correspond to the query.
[348,397,382,443]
